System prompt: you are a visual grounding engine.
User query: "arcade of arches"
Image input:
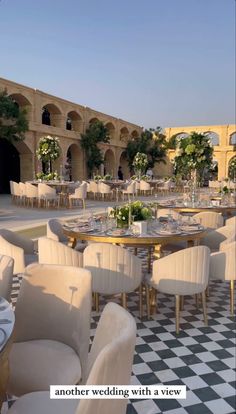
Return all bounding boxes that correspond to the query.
[0,77,235,193]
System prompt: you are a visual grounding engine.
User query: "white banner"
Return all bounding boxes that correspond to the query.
[50,385,186,399]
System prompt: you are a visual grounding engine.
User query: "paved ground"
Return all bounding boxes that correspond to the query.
[0,193,176,232]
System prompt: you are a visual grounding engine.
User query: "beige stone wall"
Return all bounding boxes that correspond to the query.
[0,77,142,181]
[1,77,235,182]
[165,125,236,180]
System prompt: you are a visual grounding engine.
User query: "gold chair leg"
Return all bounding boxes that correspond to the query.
[95,293,100,312]
[230,280,235,315]
[150,288,157,314]
[180,295,184,311]
[121,292,127,309]
[201,291,208,325]
[175,295,180,334]
[139,284,143,319]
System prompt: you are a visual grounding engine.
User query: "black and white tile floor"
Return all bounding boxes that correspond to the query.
[3,253,236,414]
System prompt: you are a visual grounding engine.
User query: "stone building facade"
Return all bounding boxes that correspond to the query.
[0,77,142,191]
[154,125,236,180]
[0,77,235,193]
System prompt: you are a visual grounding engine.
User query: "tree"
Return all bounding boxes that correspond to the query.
[126,127,167,173]
[173,132,214,180]
[81,121,110,177]
[0,89,28,142]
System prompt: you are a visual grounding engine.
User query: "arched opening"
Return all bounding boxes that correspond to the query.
[104,149,115,176]
[105,122,115,140]
[229,132,236,145]
[9,93,32,121]
[119,151,129,179]
[89,117,99,125]
[120,127,129,142]
[131,130,139,139]
[66,111,83,132]
[204,131,219,146]
[228,156,236,180]
[0,139,33,193]
[66,144,84,181]
[0,139,20,193]
[174,132,189,140]
[42,104,62,127]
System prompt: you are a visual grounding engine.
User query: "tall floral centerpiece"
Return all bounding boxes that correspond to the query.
[173,132,213,202]
[36,135,61,174]
[132,152,148,180]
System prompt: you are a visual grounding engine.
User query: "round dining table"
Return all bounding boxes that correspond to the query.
[158,204,236,217]
[64,224,208,260]
[0,297,15,409]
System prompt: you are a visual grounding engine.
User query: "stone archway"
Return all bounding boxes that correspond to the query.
[89,117,99,125]
[204,131,220,146]
[42,103,62,127]
[105,122,115,141]
[66,143,84,181]
[104,149,115,176]
[131,130,139,140]
[229,132,236,145]
[120,127,129,142]
[119,151,129,179]
[66,111,83,132]
[9,93,33,121]
[0,139,33,193]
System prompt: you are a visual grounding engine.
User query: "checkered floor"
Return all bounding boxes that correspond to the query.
[3,253,236,414]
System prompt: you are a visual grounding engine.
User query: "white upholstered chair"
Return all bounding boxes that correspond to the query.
[98,182,113,200]
[210,241,236,314]
[139,180,153,196]
[147,246,210,333]
[84,243,142,314]
[47,219,86,252]
[69,183,87,209]
[122,181,136,200]
[25,182,38,208]
[88,181,99,199]
[0,254,14,301]
[8,263,92,396]
[193,211,224,229]
[38,183,59,208]
[38,237,83,267]
[225,215,236,228]
[7,302,136,414]
[0,229,37,274]
[200,225,235,252]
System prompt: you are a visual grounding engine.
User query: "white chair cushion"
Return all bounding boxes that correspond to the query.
[8,339,81,396]
[7,391,78,414]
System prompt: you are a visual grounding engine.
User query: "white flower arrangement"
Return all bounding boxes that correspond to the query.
[132,152,148,174]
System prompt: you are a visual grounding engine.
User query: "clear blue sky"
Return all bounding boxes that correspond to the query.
[0,0,235,128]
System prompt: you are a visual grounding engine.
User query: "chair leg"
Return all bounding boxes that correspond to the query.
[201,291,208,326]
[230,280,235,315]
[150,288,157,314]
[121,293,127,309]
[180,295,184,311]
[175,295,180,334]
[95,293,100,312]
[139,285,143,319]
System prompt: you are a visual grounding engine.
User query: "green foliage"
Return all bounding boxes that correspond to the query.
[173,132,214,179]
[36,171,59,181]
[0,89,28,142]
[81,121,110,177]
[111,200,152,226]
[126,127,167,172]
[228,157,236,180]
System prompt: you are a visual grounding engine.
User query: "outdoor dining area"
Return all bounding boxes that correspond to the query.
[0,133,236,414]
[0,193,235,413]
